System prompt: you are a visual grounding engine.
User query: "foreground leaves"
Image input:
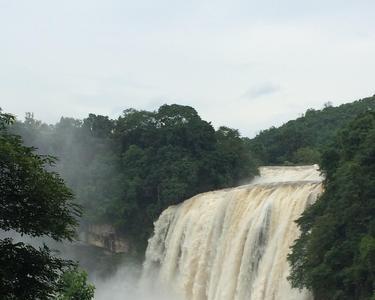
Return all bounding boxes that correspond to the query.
[0,110,85,299]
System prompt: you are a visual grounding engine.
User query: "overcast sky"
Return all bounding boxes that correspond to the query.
[1,0,374,137]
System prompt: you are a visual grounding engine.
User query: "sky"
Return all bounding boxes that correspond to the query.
[1,0,374,137]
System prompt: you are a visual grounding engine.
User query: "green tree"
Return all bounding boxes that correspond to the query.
[288,111,375,300]
[214,126,257,186]
[248,95,375,165]
[56,268,95,300]
[292,147,321,164]
[0,110,82,299]
[10,104,257,254]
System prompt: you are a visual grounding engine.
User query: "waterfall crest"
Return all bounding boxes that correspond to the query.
[142,165,323,300]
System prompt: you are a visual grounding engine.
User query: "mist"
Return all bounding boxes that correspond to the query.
[0,229,174,300]
[4,106,232,300]
[91,261,183,300]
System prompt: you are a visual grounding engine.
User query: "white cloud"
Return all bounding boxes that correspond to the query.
[242,83,281,100]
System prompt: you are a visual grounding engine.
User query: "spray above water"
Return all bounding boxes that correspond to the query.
[141,165,324,300]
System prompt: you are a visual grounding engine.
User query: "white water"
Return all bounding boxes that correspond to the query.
[141,165,323,300]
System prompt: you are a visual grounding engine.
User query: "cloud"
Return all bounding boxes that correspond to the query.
[242,83,281,100]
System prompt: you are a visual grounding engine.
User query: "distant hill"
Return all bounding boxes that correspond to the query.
[246,95,375,165]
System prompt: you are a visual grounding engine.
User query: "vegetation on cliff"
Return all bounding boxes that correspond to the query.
[12,104,257,250]
[288,111,375,300]
[248,95,375,165]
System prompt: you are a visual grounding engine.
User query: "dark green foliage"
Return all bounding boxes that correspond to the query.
[0,110,82,299]
[249,95,375,165]
[214,126,257,186]
[288,111,375,300]
[0,238,71,300]
[56,267,95,300]
[111,105,257,244]
[12,104,257,251]
[0,130,80,240]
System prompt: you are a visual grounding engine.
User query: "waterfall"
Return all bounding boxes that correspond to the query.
[141,165,323,300]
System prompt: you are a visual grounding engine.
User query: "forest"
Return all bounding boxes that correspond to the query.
[288,110,375,300]
[1,95,374,299]
[10,104,257,251]
[248,95,375,166]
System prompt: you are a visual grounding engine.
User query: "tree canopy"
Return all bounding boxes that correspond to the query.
[56,267,95,300]
[11,104,257,251]
[248,95,375,165]
[288,111,375,300]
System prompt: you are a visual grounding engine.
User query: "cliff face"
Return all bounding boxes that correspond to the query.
[81,224,129,253]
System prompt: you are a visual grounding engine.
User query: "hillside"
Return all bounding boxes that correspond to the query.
[247,95,375,165]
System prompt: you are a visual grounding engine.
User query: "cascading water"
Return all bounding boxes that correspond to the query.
[141,165,324,300]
